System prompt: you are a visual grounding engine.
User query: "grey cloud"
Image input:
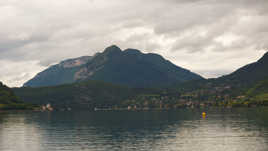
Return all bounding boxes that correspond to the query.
[0,0,268,86]
[0,33,49,52]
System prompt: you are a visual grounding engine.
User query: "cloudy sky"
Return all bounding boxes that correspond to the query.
[0,0,268,87]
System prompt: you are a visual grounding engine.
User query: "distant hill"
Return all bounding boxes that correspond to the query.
[0,82,34,110]
[218,51,268,87]
[169,51,268,106]
[177,51,268,91]
[24,45,203,88]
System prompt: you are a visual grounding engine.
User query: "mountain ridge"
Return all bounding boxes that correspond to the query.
[218,51,268,87]
[24,45,203,88]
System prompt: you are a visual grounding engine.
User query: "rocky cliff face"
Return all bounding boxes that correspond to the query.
[59,56,92,68]
[24,56,93,87]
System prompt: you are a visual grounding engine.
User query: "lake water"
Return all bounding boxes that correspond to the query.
[1,108,268,151]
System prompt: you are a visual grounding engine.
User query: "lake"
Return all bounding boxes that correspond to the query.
[1,108,268,151]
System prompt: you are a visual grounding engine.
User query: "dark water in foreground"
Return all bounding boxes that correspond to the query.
[1,108,268,151]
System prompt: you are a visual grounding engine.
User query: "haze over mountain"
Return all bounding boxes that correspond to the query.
[24,45,203,88]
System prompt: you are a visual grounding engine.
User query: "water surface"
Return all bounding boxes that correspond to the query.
[1,108,268,151]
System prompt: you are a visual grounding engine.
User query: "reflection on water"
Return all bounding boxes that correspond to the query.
[1,108,268,151]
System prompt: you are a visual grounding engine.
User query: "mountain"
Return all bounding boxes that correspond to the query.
[170,51,268,106]
[218,51,268,87]
[16,50,268,109]
[24,45,203,88]
[0,82,34,110]
[178,51,268,90]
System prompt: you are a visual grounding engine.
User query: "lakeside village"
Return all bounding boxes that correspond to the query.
[40,103,72,111]
[94,95,252,111]
[39,84,268,111]
[40,93,262,112]
[98,86,265,111]
[41,104,54,111]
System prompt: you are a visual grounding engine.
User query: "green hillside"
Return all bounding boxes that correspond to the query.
[246,79,268,105]
[15,80,166,110]
[0,82,34,110]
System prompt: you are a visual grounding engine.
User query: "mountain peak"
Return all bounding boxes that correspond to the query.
[103,45,122,54]
[124,48,142,55]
